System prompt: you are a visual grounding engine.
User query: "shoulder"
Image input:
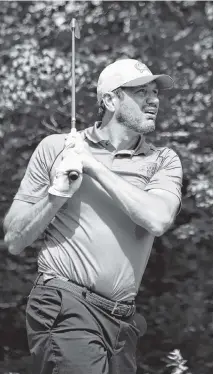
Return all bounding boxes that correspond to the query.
[155,147,183,180]
[150,145,182,164]
[35,133,66,159]
[39,133,67,151]
[151,144,179,157]
[27,134,67,172]
[144,144,182,178]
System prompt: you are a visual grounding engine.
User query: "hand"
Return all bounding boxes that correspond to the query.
[65,130,99,173]
[64,129,85,153]
[48,149,83,198]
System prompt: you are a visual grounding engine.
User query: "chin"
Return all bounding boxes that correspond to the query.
[140,119,156,134]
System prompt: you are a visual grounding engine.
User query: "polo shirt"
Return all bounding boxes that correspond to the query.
[14,122,183,301]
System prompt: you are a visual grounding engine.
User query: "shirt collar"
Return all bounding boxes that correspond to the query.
[84,121,154,156]
[84,121,107,144]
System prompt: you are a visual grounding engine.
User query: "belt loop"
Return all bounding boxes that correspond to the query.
[111,301,118,315]
[82,287,88,299]
[131,304,136,317]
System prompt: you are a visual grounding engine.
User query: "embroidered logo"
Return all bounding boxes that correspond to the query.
[139,162,157,178]
[134,62,151,75]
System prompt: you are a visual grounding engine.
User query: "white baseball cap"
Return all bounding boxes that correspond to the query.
[97,59,174,104]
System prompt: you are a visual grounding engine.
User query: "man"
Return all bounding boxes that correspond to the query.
[4,59,182,374]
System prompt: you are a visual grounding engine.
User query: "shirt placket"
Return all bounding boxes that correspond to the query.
[98,141,116,169]
[111,149,134,172]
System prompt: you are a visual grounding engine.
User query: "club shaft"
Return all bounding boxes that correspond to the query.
[69,19,78,180]
[71,21,76,129]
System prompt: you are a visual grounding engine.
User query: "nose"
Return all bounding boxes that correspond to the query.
[146,95,159,108]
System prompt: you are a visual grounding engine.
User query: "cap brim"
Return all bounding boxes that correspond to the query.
[122,74,174,90]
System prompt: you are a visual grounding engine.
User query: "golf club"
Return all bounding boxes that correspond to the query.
[68,18,80,181]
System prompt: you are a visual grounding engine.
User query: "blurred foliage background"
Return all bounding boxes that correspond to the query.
[0,1,212,374]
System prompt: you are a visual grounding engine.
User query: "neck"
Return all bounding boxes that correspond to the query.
[99,118,141,151]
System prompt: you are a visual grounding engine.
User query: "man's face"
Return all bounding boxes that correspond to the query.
[115,82,160,134]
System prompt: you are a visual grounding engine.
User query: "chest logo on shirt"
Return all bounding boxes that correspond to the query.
[138,162,157,178]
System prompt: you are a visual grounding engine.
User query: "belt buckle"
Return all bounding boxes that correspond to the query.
[111,301,136,318]
[125,303,136,317]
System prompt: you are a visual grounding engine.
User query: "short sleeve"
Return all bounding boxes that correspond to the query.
[144,148,183,207]
[14,136,58,204]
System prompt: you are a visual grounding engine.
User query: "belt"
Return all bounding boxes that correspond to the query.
[34,274,136,318]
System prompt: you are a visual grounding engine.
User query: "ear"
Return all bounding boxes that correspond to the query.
[102,92,118,113]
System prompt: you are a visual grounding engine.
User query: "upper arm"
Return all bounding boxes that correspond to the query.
[14,138,51,204]
[148,188,180,223]
[13,134,65,204]
[4,135,65,234]
[4,136,58,231]
[144,148,183,223]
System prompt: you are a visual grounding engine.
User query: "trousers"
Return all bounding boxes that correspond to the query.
[26,279,146,374]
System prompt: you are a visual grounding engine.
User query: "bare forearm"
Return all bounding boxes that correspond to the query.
[4,194,67,255]
[87,161,169,236]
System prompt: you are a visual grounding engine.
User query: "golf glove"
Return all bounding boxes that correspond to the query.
[64,129,85,154]
[48,149,83,198]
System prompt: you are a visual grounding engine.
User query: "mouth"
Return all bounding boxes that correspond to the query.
[144,109,157,115]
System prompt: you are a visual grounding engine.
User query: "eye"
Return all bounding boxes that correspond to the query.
[153,89,159,95]
[137,88,146,94]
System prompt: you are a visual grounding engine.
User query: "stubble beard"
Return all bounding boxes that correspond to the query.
[116,103,156,134]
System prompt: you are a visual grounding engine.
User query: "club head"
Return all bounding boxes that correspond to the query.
[70,18,80,39]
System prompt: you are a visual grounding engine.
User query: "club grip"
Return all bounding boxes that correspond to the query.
[68,171,79,181]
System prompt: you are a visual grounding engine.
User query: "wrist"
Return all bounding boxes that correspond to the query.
[48,173,73,198]
[84,158,103,177]
[48,192,69,207]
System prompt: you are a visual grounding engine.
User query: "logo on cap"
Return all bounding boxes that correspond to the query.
[134,62,151,75]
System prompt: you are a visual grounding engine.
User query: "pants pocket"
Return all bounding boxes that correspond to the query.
[26,286,62,332]
[132,313,147,337]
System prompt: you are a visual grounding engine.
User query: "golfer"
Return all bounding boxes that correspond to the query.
[4,59,183,374]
